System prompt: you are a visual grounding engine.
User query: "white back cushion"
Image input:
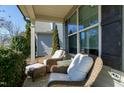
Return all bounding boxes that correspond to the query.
[67,53,81,74]
[67,53,88,74]
[68,55,93,81]
[52,50,63,58]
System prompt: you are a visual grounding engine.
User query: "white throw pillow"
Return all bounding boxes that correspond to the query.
[67,53,88,74]
[68,56,93,81]
[67,53,80,74]
[52,50,63,58]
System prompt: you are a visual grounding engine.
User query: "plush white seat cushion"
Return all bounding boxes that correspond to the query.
[25,63,45,74]
[52,50,63,58]
[67,54,93,81]
[67,53,81,74]
[49,73,71,83]
[67,53,88,74]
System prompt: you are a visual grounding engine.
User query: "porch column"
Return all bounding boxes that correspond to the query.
[98,5,102,57]
[77,8,80,53]
[31,24,35,64]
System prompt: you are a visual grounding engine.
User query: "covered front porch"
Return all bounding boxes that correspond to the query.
[19,5,76,64]
[19,5,124,87]
[23,64,124,87]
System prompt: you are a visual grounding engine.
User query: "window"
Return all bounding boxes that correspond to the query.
[67,11,77,54]
[80,27,98,55]
[68,12,77,35]
[69,34,77,54]
[80,31,88,51]
[79,5,98,55]
[65,5,99,55]
[79,6,98,30]
[89,27,98,50]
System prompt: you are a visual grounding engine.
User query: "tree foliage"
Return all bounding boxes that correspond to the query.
[10,21,31,58]
[51,24,60,55]
[11,35,29,57]
[0,46,26,87]
[0,19,21,46]
[24,21,31,56]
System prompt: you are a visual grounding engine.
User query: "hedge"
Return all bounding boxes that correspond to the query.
[0,46,26,87]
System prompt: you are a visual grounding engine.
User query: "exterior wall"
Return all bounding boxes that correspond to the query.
[35,21,52,33]
[64,5,124,71]
[122,5,124,72]
[35,21,52,56]
[36,33,52,56]
[35,21,64,56]
[101,5,122,71]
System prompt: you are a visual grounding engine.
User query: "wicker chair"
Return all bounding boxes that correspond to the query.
[47,55,103,87]
[44,49,65,72]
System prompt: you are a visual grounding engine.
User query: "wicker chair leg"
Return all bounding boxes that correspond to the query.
[28,70,35,82]
[32,74,35,82]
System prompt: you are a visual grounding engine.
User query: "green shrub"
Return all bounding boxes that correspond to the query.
[11,35,29,58]
[24,21,31,56]
[51,24,60,55]
[0,46,26,87]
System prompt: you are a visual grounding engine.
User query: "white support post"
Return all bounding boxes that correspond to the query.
[31,24,35,64]
[98,5,102,57]
[77,8,80,53]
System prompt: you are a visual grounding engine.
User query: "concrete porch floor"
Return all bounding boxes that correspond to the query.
[23,66,124,87]
[23,74,50,87]
[93,66,124,87]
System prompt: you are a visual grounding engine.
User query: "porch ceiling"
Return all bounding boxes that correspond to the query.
[19,5,74,23]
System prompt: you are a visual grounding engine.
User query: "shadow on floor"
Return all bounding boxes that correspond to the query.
[23,74,50,87]
[93,67,115,87]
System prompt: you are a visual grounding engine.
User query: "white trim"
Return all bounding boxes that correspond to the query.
[68,24,99,37]
[77,8,80,53]
[78,23,99,33]
[98,5,102,57]
[68,32,77,37]
[31,24,35,64]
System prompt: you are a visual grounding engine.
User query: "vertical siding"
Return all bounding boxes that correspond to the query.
[101,5,122,71]
[35,21,65,56]
[35,21,52,56]
[37,33,52,56]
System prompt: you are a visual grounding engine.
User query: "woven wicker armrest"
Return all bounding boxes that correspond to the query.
[45,58,64,72]
[50,65,69,74]
[46,57,63,63]
[48,80,85,87]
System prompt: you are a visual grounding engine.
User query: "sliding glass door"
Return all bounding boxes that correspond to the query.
[66,5,99,55]
[79,6,99,55]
